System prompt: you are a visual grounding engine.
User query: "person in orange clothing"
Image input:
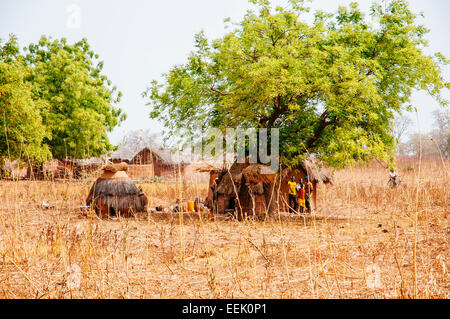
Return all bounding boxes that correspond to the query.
[287,176,298,214]
[296,179,305,214]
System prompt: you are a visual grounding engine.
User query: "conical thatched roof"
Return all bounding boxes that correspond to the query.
[301,158,334,184]
[241,164,277,184]
[214,157,334,196]
[110,146,190,165]
[86,162,148,217]
[280,158,333,185]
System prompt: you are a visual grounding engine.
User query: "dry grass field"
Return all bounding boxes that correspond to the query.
[0,157,448,299]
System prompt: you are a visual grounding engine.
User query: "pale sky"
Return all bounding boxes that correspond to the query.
[1,0,449,145]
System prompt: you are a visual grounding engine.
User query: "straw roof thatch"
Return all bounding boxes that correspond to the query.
[103,162,128,173]
[194,161,228,173]
[215,157,333,196]
[280,158,333,185]
[0,159,28,180]
[300,158,334,184]
[110,146,190,165]
[241,164,277,184]
[86,162,148,217]
[68,157,108,167]
[215,162,248,196]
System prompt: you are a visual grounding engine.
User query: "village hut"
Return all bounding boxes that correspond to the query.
[110,146,190,180]
[207,161,278,219]
[194,161,231,208]
[86,162,148,217]
[68,157,107,179]
[237,164,278,218]
[213,162,245,215]
[41,159,72,179]
[0,159,28,180]
[27,157,106,180]
[208,157,333,217]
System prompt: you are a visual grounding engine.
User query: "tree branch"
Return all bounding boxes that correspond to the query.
[305,110,335,149]
[207,79,230,96]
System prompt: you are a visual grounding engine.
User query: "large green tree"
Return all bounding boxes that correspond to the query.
[144,0,448,168]
[0,35,50,163]
[24,36,126,159]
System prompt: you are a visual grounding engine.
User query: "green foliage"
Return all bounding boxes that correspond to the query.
[143,0,448,168]
[24,36,126,159]
[0,35,125,162]
[0,35,50,163]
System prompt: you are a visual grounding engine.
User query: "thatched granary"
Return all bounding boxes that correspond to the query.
[86,162,148,217]
[207,157,333,218]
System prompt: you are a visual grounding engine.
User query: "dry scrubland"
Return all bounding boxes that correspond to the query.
[0,158,448,298]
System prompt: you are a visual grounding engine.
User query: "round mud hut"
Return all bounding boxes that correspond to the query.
[86,162,148,217]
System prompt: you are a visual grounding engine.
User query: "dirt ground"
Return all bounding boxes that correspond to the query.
[0,158,448,298]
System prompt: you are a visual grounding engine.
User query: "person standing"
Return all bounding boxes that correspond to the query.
[388,168,400,187]
[297,179,305,214]
[211,177,219,213]
[287,176,298,214]
[304,176,314,213]
[296,178,304,192]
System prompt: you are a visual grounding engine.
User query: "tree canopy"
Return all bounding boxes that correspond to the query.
[0,34,125,163]
[0,35,50,163]
[24,36,126,159]
[143,0,449,168]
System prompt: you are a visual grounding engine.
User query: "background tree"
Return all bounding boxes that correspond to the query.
[392,114,412,144]
[399,110,449,158]
[24,36,126,159]
[144,0,449,169]
[404,133,437,158]
[0,35,50,164]
[392,113,412,156]
[430,109,449,157]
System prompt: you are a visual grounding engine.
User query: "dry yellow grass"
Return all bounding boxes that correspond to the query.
[0,157,448,298]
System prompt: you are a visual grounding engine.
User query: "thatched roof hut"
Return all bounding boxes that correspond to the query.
[208,157,334,217]
[67,157,108,179]
[86,162,148,217]
[110,146,190,180]
[281,158,334,185]
[208,161,278,219]
[111,146,191,166]
[0,159,28,180]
